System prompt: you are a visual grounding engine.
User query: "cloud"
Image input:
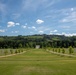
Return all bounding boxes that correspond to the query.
[45,0,60,8]
[15,23,20,25]
[60,10,76,23]
[51,32,76,36]
[0,2,6,13]
[12,31,19,33]
[38,30,44,34]
[27,26,37,31]
[32,26,36,29]
[32,26,37,31]
[50,30,58,33]
[30,32,33,34]
[71,8,74,11]
[7,21,15,27]
[22,0,47,11]
[7,22,20,27]
[36,19,44,24]
[22,0,60,12]
[62,32,76,36]
[0,29,5,32]
[22,25,26,29]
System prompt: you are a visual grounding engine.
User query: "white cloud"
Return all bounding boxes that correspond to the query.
[71,8,74,11]
[60,11,76,23]
[0,29,5,32]
[39,30,44,34]
[49,32,76,36]
[62,32,76,36]
[28,27,31,29]
[12,31,19,33]
[22,0,60,12]
[0,2,6,13]
[7,21,15,27]
[15,31,19,33]
[22,25,26,28]
[32,26,36,29]
[52,32,76,36]
[15,23,20,25]
[27,26,37,31]
[36,19,44,24]
[30,32,33,34]
[50,30,58,33]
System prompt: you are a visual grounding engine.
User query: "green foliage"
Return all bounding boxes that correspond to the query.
[18,49,21,53]
[4,50,8,55]
[58,48,61,53]
[21,49,23,52]
[0,35,76,49]
[15,50,18,54]
[18,43,22,48]
[55,48,57,52]
[10,49,13,54]
[69,46,73,54]
[52,48,54,52]
[62,48,64,54]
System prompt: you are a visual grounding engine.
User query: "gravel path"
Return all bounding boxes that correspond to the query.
[0,51,26,58]
[47,50,76,57]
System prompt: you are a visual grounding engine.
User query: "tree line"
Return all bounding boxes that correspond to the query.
[0,34,76,49]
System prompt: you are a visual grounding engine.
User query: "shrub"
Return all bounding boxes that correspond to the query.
[10,49,13,54]
[62,48,65,54]
[4,50,8,55]
[15,50,18,54]
[58,48,61,53]
[69,46,73,54]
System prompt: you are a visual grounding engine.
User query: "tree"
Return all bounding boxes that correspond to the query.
[10,49,13,54]
[52,48,54,52]
[18,43,22,48]
[15,50,18,54]
[62,48,65,54]
[58,48,61,53]
[55,48,57,52]
[4,50,8,55]
[18,49,21,53]
[21,49,23,52]
[69,46,73,54]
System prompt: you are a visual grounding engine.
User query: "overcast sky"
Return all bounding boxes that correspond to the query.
[0,0,76,36]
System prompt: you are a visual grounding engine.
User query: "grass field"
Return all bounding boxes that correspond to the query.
[0,49,76,75]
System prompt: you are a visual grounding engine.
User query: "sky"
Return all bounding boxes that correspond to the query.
[0,0,76,36]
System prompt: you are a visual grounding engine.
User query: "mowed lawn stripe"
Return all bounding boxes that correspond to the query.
[0,49,76,75]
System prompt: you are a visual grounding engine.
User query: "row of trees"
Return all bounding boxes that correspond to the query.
[52,46,74,54]
[3,49,24,55]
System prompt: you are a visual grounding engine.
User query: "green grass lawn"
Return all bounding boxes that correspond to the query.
[0,49,76,75]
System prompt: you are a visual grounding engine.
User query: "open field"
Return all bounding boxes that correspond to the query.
[0,49,76,75]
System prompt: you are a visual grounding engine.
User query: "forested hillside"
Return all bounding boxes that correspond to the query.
[0,34,76,49]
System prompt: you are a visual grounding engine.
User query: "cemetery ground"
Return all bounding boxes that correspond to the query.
[0,48,76,75]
